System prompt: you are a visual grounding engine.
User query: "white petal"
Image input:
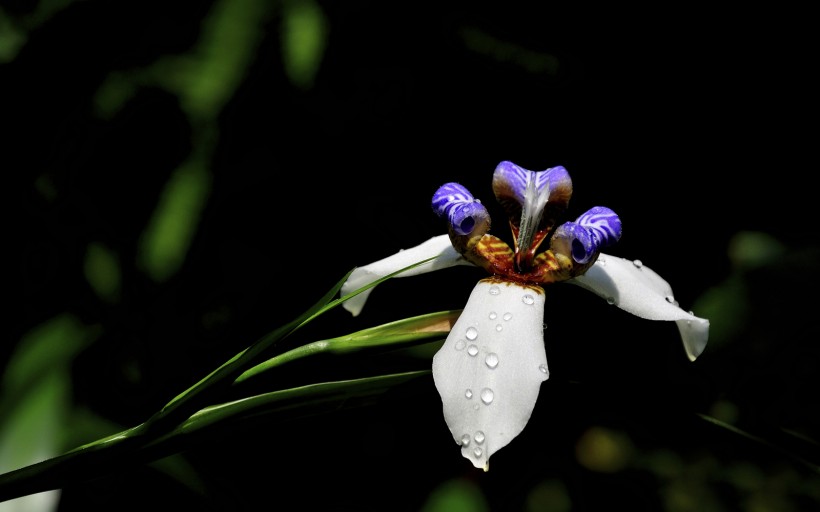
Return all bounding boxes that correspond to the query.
[568,253,710,361]
[432,279,549,470]
[340,235,473,316]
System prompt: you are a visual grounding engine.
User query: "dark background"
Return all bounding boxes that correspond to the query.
[3,2,818,511]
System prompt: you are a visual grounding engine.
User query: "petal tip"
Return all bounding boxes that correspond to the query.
[678,317,709,361]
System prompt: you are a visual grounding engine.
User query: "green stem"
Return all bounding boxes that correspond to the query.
[0,425,145,502]
[142,256,438,435]
[140,268,354,436]
[0,257,444,503]
[0,371,429,503]
[143,370,431,457]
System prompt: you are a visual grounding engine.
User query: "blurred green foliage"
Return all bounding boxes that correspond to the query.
[692,231,787,349]
[0,315,96,512]
[420,478,490,512]
[84,242,121,302]
[281,0,327,89]
[137,160,212,283]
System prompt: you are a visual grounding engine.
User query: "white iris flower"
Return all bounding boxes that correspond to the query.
[340,161,709,471]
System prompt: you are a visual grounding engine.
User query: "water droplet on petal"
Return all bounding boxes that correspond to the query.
[606,297,616,305]
[485,353,499,369]
[503,312,513,321]
[460,434,471,446]
[489,286,500,296]
[665,295,674,303]
[495,324,503,332]
[522,294,535,305]
[480,388,494,405]
[473,447,483,458]
[538,364,549,375]
[467,344,479,356]
[465,389,473,399]
[474,431,485,444]
[465,327,478,340]
[454,339,466,350]
[633,259,643,268]
[489,311,497,320]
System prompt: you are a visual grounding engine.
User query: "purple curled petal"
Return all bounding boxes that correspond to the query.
[432,182,475,218]
[492,162,573,249]
[432,182,488,236]
[449,201,489,236]
[553,222,596,264]
[492,161,550,206]
[492,162,571,205]
[543,166,572,199]
[492,161,532,204]
[576,206,622,248]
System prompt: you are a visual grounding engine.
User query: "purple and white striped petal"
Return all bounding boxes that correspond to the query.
[492,162,573,230]
[552,206,623,265]
[432,182,475,217]
[492,162,573,272]
[576,206,622,249]
[492,161,551,205]
[432,279,549,470]
[551,221,596,264]
[432,183,489,236]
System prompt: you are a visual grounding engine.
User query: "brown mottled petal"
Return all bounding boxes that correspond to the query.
[466,235,516,276]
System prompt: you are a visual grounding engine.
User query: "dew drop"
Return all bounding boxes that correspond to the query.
[454,339,466,351]
[460,434,471,446]
[465,326,478,340]
[474,431,485,444]
[495,324,503,332]
[606,297,616,305]
[473,447,483,458]
[522,294,535,305]
[489,286,500,296]
[503,312,513,321]
[538,364,549,375]
[465,389,473,399]
[480,388,494,405]
[633,259,643,268]
[467,344,479,356]
[489,311,497,320]
[485,353,499,369]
